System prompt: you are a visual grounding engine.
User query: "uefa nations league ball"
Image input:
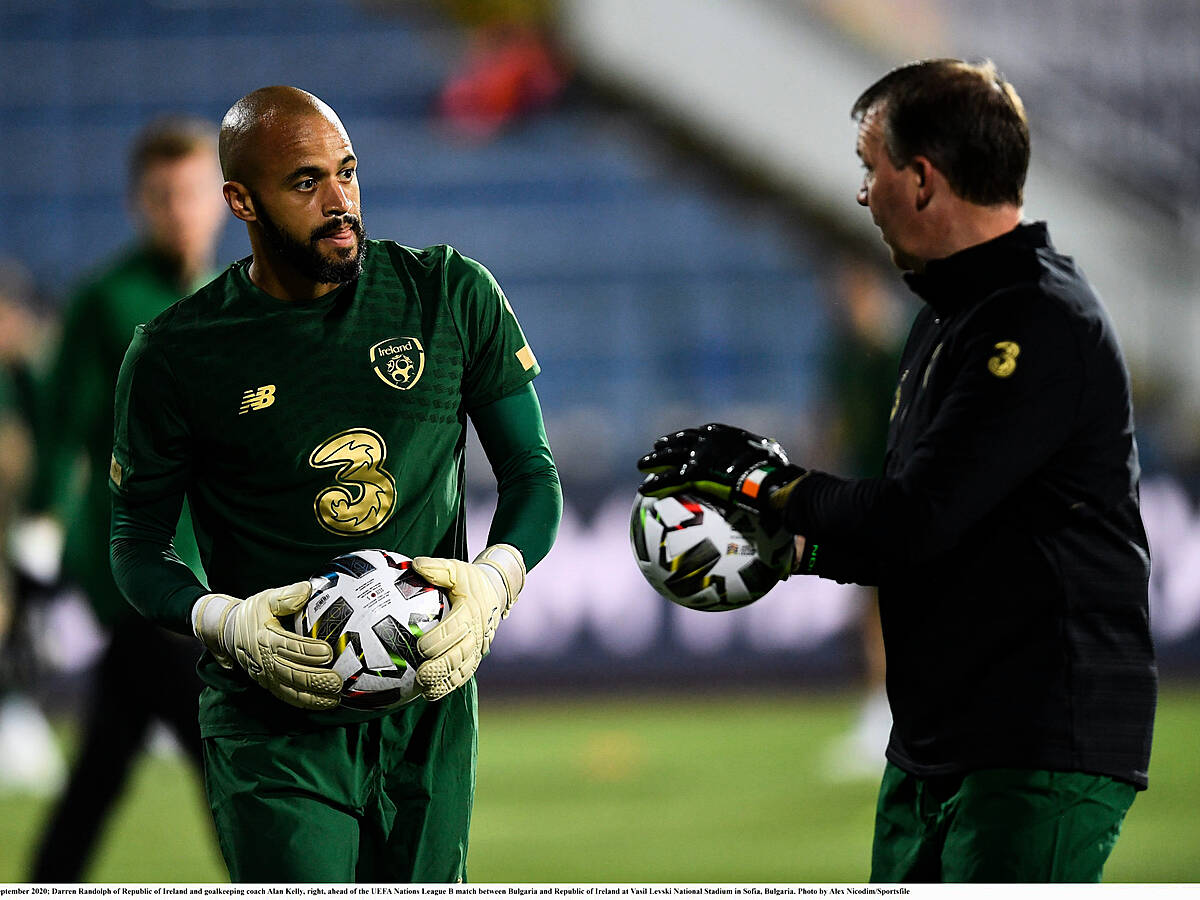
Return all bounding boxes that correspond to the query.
[630,493,794,611]
[292,549,447,710]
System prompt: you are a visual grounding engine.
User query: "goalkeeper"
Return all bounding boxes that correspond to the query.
[638,60,1155,884]
[110,86,561,883]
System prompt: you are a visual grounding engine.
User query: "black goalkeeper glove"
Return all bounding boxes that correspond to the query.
[636,423,807,524]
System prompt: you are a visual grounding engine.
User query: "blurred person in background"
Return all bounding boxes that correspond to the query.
[820,260,905,781]
[431,0,571,139]
[0,265,65,797]
[371,0,570,139]
[0,370,24,627]
[24,117,225,882]
[640,58,1155,883]
[0,363,26,680]
[0,260,51,424]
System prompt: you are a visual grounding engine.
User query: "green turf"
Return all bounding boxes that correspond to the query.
[0,745,225,883]
[1,684,1196,883]
[469,688,879,883]
[1103,683,1200,883]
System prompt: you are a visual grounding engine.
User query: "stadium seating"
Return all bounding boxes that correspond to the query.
[0,0,827,491]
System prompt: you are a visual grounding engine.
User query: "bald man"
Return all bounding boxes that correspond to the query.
[109,86,562,883]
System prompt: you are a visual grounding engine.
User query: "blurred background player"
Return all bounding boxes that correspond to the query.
[23,117,225,882]
[0,262,63,798]
[820,259,905,781]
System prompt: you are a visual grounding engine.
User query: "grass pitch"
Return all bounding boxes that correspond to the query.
[1,685,1196,883]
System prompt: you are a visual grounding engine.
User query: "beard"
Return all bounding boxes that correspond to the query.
[253,196,367,284]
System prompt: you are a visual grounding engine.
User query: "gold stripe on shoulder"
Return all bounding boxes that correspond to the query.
[516,344,536,371]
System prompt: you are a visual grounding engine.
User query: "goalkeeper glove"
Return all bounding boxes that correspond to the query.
[411,544,525,702]
[191,582,342,711]
[637,422,807,524]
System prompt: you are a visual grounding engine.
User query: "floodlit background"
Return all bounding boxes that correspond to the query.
[1,0,1198,884]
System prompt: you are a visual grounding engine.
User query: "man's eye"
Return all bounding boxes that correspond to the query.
[340,168,356,180]
[296,178,315,190]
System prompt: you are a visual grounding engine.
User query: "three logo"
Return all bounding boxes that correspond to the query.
[309,428,396,535]
[988,341,1021,378]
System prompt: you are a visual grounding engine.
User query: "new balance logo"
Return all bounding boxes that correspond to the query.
[239,384,276,414]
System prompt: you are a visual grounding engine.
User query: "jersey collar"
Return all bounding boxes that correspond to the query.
[902,221,1051,315]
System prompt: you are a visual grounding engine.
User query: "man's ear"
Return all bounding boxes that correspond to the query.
[223,181,257,223]
[911,156,935,211]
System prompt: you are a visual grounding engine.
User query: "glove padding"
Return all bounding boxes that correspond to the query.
[412,544,525,702]
[191,582,341,711]
[637,422,806,523]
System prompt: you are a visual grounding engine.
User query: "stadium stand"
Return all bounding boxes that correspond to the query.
[0,0,830,494]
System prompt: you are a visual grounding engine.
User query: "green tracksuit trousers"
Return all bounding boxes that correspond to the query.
[203,681,477,883]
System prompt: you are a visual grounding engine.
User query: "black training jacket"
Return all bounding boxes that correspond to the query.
[786,222,1156,787]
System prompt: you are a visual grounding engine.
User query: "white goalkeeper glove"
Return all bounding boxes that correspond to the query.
[411,543,525,702]
[191,582,342,711]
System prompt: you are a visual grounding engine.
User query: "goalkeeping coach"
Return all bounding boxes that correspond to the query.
[638,59,1156,883]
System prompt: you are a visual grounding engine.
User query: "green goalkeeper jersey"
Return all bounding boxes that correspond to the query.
[111,241,549,734]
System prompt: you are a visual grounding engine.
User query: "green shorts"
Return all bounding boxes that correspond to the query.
[870,762,1137,883]
[203,680,477,883]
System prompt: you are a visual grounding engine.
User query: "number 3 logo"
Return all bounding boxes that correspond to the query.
[987,341,1020,378]
[309,428,397,535]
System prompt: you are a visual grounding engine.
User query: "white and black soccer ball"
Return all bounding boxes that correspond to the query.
[292,549,446,710]
[630,493,794,611]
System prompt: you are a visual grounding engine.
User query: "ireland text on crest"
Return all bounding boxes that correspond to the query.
[370,337,425,391]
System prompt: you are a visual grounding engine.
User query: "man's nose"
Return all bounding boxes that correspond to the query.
[322,182,355,216]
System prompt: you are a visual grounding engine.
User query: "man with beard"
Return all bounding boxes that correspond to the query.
[109,86,562,882]
[25,117,223,881]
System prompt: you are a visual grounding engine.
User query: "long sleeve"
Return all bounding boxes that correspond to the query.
[109,324,202,632]
[787,286,1091,585]
[469,382,561,569]
[110,491,207,634]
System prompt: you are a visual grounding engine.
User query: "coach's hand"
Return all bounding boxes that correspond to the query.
[411,544,525,701]
[637,423,807,523]
[191,583,341,711]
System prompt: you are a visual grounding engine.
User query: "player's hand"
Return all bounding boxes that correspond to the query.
[411,544,525,702]
[637,423,807,522]
[191,582,342,711]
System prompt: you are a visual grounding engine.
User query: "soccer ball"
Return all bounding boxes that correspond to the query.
[630,493,794,611]
[291,549,447,710]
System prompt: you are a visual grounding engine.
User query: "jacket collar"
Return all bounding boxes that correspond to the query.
[902,221,1050,315]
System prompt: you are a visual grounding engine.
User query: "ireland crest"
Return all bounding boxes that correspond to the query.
[370,337,425,391]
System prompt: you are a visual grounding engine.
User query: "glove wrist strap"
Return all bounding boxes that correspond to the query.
[191,593,239,668]
[472,543,526,613]
[733,464,807,518]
